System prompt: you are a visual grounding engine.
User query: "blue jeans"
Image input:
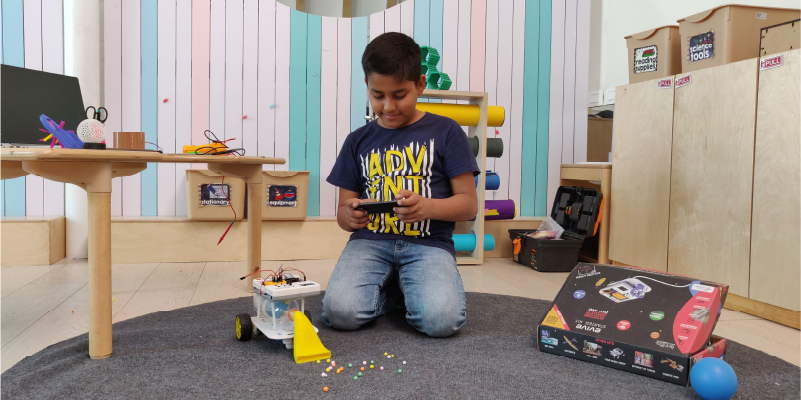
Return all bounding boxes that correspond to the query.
[322,239,466,338]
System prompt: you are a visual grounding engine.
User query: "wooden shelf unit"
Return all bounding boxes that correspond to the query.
[420,89,488,265]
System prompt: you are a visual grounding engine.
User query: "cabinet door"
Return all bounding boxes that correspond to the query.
[609,78,674,271]
[750,50,800,311]
[668,58,758,296]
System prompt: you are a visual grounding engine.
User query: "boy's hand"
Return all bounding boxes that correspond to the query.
[394,190,430,224]
[343,198,375,230]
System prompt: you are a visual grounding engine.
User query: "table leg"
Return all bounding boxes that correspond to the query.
[21,161,116,359]
[88,192,113,359]
[599,168,612,264]
[207,162,264,292]
[247,182,262,291]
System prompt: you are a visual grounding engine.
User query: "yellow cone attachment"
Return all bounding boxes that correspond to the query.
[291,311,331,364]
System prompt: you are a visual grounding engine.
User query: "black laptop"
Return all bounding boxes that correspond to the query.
[1,64,85,146]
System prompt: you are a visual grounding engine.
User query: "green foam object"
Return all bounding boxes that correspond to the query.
[420,46,451,90]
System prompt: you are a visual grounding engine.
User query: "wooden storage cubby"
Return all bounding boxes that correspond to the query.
[419,89,488,265]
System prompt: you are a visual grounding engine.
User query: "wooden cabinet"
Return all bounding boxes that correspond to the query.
[610,50,801,322]
[668,58,758,297]
[609,79,674,272]
[750,50,800,311]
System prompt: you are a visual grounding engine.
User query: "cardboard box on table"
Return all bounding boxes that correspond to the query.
[678,5,800,73]
[587,117,613,162]
[186,169,245,220]
[537,263,729,386]
[625,25,682,84]
[261,171,310,220]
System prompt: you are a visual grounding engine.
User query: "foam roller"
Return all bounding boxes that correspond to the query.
[453,234,496,252]
[416,103,505,127]
[469,136,504,158]
[475,171,501,190]
[484,199,516,220]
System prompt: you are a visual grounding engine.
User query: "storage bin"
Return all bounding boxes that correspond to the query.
[509,186,603,272]
[509,229,583,272]
[760,19,800,57]
[678,5,800,73]
[625,25,682,84]
[186,169,245,220]
[261,171,310,220]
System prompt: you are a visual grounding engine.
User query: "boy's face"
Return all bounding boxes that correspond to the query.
[365,73,427,129]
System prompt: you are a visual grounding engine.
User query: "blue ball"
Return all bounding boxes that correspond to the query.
[690,357,738,400]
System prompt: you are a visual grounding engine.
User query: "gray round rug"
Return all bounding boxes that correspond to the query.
[2,293,799,399]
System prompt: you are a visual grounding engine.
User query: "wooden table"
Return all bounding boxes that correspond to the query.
[1,148,284,359]
[559,163,611,264]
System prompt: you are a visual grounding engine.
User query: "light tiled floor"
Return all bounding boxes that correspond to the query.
[2,258,799,373]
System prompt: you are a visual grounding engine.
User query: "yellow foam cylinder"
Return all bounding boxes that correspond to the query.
[290,311,331,364]
[416,103,505,127]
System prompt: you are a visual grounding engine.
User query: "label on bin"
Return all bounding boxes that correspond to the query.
[760,55,783,71]
[657,78,672,89]
[268,185,298,207]
[633,45,658,74]
[675,74,691,88]
[687,31,714,63]
[199,184,231,206]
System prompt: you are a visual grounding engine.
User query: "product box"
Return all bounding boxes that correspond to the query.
[625,25,682,84]
[537,263,729,386]
[760,19,800,57]
[186,169,245,220]
[261,171,309,220]
[587,117,613,162]
[678,5,800,73]
[509,186,603,272]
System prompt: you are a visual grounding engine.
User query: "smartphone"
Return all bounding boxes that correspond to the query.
[355,201,399,214]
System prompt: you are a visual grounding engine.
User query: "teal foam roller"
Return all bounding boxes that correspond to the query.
[453,234,496,252]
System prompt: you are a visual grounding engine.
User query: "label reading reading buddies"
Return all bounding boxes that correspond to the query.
[688,31,714,63]
[199,184,231,206]
[633,45,658,74]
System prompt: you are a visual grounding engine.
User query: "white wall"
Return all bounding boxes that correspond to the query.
[591,0,800,105]
[276,0,407,18]
[352,0,392,18]
[306,0,342,18]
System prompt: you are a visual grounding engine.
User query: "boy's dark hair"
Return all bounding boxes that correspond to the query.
[362,32,421,83]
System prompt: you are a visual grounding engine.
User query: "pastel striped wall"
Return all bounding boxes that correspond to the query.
[4,0,591,219]
[1,0,65,217]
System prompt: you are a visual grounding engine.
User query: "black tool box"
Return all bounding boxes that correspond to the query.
[509,186,603,272]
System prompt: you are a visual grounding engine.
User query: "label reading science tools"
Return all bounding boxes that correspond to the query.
[688,31,714,63]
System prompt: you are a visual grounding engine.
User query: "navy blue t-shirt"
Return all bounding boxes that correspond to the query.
[327,112,480,256]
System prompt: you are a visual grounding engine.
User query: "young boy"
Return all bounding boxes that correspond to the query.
[322,32,479,338]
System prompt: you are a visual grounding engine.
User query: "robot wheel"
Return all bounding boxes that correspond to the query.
[235,313,254,341]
